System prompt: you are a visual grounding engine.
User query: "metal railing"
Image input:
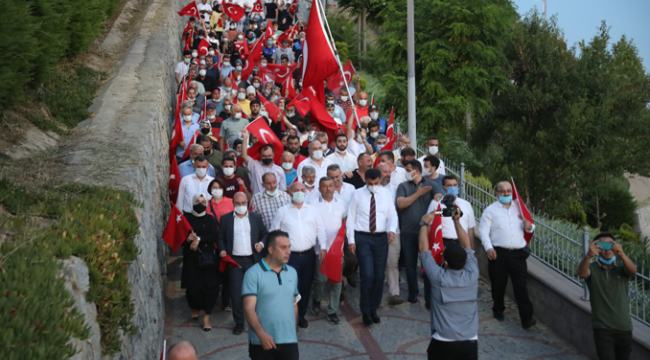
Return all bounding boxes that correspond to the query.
[414,147,650,326]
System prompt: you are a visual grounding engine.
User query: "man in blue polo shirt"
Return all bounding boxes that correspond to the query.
[243,230,299,360]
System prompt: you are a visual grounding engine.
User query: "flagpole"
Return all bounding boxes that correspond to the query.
[317,0,362,128]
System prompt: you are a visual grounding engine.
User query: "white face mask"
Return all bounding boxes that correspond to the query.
[260,62,267,67]
[304,181,315,188]
[321,144,328,152]
[195,168,208,178]
[233,112,242,119]
[336,146,346,153]
[292,191,305,203]
[253,82,260,88]
[235,205,247,214]
[237,35,243,41]
[260,111,268,117]
[340,96,348,102]
[428,146,439,155]
[281,162,293,170]
[184,58,191,64]
[370,112,378,120]
[405,170,417,181]
[208,51,215,56]
[370,132,378,138]
[224,86,232,92]
[192,52,198,57]
[368,185,379,193]
[285,112,294,118]
[236,66,242,71]
[311,150,323,160]
[356,135,363,143]
[183,115,193,122]
[223,167,235,176]
[207,114,216,120]
[199,69,207,76]
[224,105,232,111]
[266,188,278,196]
[238,93,246,100]
[422,168,432,176]
[358,99,367,106]
[326,100,335,105]
[211,189,223,198]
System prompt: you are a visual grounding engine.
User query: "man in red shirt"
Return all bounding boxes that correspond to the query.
[347,91,370,125]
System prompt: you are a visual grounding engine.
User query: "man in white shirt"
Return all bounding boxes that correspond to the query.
[377,150,406,187]
[393,135,410,160]
[175,50,192,85]
[308,177,347,324]
[326,164,355,210]
[426,175,476,249]
[241,128,287,195]
[479,181,536,328]
[327,133,358,173]
[376,163,404,305]
[296,140,332,186]
[249,172,292,229]
[270,182,328,329]
[300,166,320,203]
[418,137,446,175]
[347,168,398,326]
[176,155,214,214]
[197,0,213,23]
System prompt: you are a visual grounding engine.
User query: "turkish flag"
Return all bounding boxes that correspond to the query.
[162,203,193,253]
[223,3,245,22]
[306,87,345,146]
[234,41,250,61]
[180,130,201,162]
[251,0,265,14]
[169,153,181,204]
[326,60,355,98]
[429,204,444,265]
[178,1,200,17]
[386,107,394,138]
[289,0,298,13]
[184,28,193,51]
[302,0,339,104]
[282,75,297,100]
[248,36,266,65]
[373,135,397,167]
[287,91,310,116]
[318,221,346,283]
[219,254,243,272]
[246,118,284,165]
[170,95,184,150]
[198,38,210,56]
[261,63,298,84]
[512,178,535,244]
[257,91,281,124]
[241,59,255,83]
[277,23,299,45]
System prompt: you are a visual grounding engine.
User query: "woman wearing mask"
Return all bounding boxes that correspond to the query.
[276,96,286,111]
[210,4,223,38]
[262,38,277,63]
[182,193,221,331]
[218,97,233,121]
[261,81,274,99]
[206,179,234,221]
[221,35,237,60]
[225,21,238,43]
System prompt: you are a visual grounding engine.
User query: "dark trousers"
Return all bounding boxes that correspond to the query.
[356,232,389,316]
[229,256,256,326]
[186,286,219,314]
[488,247,533,323]
[249,343,299,360]
[427,338,478,360]
[288,250,316,321]
[221,268,231,308]
[402,232,431,302]
[593,329,632,360]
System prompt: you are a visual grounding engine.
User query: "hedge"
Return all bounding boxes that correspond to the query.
[0,0,122,110]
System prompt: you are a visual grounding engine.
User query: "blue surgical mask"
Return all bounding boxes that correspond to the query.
[376,144,384,151]
[499,195,512,204]
[267,40,273,46]
[446,186,459,197]
[599,256,616,265]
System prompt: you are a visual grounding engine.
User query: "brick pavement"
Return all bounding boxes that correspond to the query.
[164,255,588,359]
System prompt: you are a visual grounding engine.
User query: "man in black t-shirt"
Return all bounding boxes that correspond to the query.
[344,153,373,189]
[265,1,278,21]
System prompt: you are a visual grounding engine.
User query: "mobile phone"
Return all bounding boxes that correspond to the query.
[596,241,613,250]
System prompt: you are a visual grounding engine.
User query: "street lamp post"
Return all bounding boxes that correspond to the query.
[407,0,417,150]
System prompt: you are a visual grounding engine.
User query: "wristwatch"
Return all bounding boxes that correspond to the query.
[419,220,428,227]
[196,236,201,242]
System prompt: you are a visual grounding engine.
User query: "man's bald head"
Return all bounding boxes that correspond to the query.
[496,181,512,193]
[233,192,247,203]
[309,140,322,151]
[281,151,294,163]
[233,104,242,113]
[168,341,197,360]
[289,182,305,193]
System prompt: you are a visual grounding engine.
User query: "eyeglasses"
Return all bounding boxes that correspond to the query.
[496,190,512,195]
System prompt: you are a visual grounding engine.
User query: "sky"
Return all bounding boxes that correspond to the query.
[511,0,650,71]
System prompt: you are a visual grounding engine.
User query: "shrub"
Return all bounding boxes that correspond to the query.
[583,182,637,231]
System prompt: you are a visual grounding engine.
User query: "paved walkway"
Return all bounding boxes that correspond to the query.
[164,254,588,360]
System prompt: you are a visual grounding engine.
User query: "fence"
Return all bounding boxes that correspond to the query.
[412,147,650,326]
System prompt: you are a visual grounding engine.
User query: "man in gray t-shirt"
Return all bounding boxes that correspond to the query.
[418,209,479,360]
[219,104,248,150]
[271,40,295,64]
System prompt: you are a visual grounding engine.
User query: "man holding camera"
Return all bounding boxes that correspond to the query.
[578,233,637,360]
[418,205,479,360]
[478,181,536,329]
[426,175,476,250]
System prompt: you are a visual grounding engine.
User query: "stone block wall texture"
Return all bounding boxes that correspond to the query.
[60,0,183,358]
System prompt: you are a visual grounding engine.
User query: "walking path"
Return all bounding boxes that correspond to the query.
[164,253,588,359]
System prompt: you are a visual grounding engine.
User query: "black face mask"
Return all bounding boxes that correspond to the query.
[262,158,273,166]
[201,128,210,135]
[203,150,211,156]
[193,203,206,213]
[297,126,306,132]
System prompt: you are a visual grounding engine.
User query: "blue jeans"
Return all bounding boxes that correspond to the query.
[288,250,315,321]
[401,231,431,303]
[356,232,389,316]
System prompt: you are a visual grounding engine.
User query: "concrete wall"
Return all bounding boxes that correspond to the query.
[60,0,182,358]
[473,239,650,360]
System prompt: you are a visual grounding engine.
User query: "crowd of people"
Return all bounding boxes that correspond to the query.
[166,1,638,359]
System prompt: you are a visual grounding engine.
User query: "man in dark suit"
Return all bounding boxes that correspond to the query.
[218,192,268,335]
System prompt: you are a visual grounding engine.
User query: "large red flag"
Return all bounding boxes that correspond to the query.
[386,107,394,138]
[169,154,181,204]
[180,130,201,162]
[223,3,246,22]
[184,28,194,51]
[261,63,298,84]
[234,41,250,61]
[257,91,282,124]
[251,0,265,14]
[170,95,184,149]
[241,59,255,83]
[178,1,200,17]
[511,177,535,244]
[319,221,346,283]
[246,118,284,165]
[429,204,444,265]
[162,203,193,253]
[277,23,299,45]
[197,38,211,56]
[373,135,397,167]
[289,0,298,13]
[325,60,355,97]
[219,254,242,272]
[248,36,266,65]
[287,91,310,116]
[306,87,344,147]
[302,0,339,104]
[264,21,274,40]
[282,75,297,100]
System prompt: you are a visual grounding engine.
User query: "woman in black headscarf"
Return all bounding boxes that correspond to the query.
[181,192,221,331]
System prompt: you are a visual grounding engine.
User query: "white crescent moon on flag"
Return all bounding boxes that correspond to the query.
[343,71,352,83]
[434,224,442,239]
[259,128,273,144]
[276,68,290,78]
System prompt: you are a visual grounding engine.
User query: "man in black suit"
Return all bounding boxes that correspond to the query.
[218,192,268,335]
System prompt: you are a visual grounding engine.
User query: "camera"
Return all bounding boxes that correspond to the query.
[434,194,462,218]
